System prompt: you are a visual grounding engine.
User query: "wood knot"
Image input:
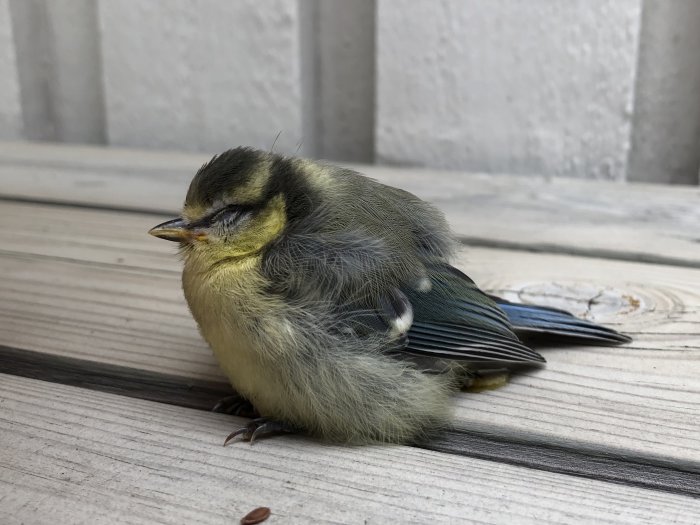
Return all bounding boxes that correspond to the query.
[490,281,646,322]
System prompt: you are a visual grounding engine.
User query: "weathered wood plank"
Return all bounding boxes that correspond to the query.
[1,141,698,267]
[2,374,699,525]
[2,346,697,497]
[0,201,698,473]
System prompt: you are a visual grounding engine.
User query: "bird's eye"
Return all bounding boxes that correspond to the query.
[210,206,239,223]
[208,205,251,227]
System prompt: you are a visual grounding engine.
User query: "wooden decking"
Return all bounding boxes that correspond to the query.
[1,141,699,523]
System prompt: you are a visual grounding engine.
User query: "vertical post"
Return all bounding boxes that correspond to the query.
[627,0,700,185]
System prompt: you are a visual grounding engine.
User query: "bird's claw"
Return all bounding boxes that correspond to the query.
[212,394,260,418]
[223,417,296,446]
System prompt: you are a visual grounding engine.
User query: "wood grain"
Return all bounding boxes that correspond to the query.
[0,201,177,271]
[3,142,699,517]
[2,346,697,498]
[453,249,700,470]
[0,201,698,473]
[2,374,699,525]
[1,141,699,267]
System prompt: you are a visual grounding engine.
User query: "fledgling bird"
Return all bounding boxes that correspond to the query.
[149,147,630,445]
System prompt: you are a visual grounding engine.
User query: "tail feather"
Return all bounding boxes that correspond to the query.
[493,298,631,345]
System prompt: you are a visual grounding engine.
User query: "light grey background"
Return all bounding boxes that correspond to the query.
[2,0,699,184]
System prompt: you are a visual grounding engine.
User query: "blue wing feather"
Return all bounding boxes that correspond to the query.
[493,298,631,344]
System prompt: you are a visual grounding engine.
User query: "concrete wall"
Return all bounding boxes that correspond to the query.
[1,0,699,184]
[376,0,642,181]
[98,0,305,155]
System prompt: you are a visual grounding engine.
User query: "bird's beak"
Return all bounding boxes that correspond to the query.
[149,218,192,242]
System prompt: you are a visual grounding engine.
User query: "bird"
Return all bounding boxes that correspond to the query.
[149,147,630,445]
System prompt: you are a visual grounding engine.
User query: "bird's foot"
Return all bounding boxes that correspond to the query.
[212,394,260,418]
[463,369,510,392]
[223,417,297,446]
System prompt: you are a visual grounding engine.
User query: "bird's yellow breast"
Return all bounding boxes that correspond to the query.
[180,193,292,414]
[182,255,290,412]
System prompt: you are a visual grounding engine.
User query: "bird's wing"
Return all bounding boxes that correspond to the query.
[399,264,545,364]
[263,227,544,364]
[490,296,631,344]
[336,263,545,364]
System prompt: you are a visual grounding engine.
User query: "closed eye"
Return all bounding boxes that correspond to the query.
[207,205,257,230]
[187,205,239,227]
[210,205,243,224]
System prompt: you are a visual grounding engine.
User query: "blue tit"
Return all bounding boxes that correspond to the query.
[149,147,630,444]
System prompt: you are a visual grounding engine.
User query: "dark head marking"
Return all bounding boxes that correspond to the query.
[183,147,324,227]
[185,147,269,210]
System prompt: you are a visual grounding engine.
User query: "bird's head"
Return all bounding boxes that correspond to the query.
[148,147,317,264]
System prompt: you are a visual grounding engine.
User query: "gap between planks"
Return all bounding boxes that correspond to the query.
[2,373,700,525]
[2,346,699,499]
